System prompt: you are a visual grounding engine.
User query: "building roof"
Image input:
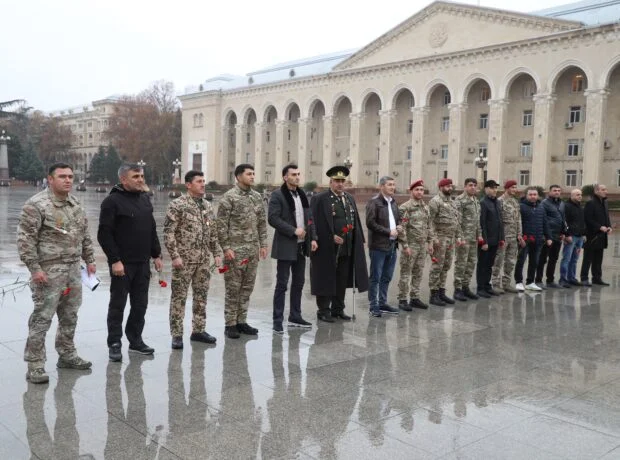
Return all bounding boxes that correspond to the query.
[535,0,620,25]
[182,0,619,97]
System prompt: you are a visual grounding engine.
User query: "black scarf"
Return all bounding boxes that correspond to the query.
[281,182,309,212]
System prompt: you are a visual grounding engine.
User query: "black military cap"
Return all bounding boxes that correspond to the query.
[326,165,350,179]
[484,179,500,188]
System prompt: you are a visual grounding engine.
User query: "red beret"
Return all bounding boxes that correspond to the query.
[438,178,453,187]
[409,179,424,190]
[504,180,517,189]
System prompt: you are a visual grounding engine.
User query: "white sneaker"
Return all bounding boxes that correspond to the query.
[515,283,525,292]
[525,283,542,291]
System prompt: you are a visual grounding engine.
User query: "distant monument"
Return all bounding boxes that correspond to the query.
[0,130,10,186]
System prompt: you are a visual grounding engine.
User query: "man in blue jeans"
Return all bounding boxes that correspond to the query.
[366,176,402,317]
[560,189,586,286]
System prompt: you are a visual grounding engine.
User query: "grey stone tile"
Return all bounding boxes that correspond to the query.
[498,414,620,459]
[543,396,620,438]
[0,426,31,460]
[440,433,566,460]
[358,407,489,456]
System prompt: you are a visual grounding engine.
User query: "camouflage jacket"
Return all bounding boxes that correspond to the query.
[455,192,482,242]
[428,193,462,239]
[398,198,434,247]
[163,194,222,264]
[217,185,268,255]
[17,189,95,273]
[499,194,522,239]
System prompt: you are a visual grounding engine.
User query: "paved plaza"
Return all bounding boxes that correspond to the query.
[2,187,620,459]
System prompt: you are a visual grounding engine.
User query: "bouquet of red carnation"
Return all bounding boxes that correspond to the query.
[478,237,485,247]
[158,272,168,288]
[62,287,72,296]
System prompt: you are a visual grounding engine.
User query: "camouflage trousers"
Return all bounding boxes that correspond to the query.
[492,238,519,288]
[398,242,427,300]
[454,240,478,289]
[25,262,82,369]
[224,252,259,326]
[429,235,455,290]
[170,262,211,337]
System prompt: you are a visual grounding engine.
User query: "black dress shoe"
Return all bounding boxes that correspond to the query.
[332,312,352,320]
[129,342,155,355]
[190,331,217,344]
[109,343,122,362]
[317,313,335,323]
[569,279,582,286]
[477,290,492,298]
[171,336,183,349]
[236,323,258,335]
[592,279,610,286]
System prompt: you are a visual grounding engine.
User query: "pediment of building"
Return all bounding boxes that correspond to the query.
[334,1,582,71]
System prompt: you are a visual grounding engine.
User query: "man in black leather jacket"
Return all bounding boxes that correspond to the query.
[536,185,567,288]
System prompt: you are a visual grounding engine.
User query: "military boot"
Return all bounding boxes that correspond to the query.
[453,289,468,302]
[439,288,455,305]
[398,299,412,312]
[429,290,446,307]
[462,286,479,300]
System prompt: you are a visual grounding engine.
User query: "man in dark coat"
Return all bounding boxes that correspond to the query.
[310,166,369,322]
[98,164,163,362]
[477,180,505,297]
[268,164,318,334]
[581,184,612,286]
[536,184,568,288]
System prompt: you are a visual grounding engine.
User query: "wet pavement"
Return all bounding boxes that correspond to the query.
[2,187,620,459]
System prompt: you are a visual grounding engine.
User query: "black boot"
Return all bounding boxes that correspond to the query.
[410,298,429,310]
[429,290,446,307]
[398,299,412,312]
[462,286,479,299]
[453,289,468,302]
[439,288,455,305]
[225,326,240,339]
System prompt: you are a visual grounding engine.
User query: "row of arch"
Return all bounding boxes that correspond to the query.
[222,58,620,126]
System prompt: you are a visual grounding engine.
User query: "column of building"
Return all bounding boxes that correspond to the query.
[582,88,610,186]
[486,98,509,182]
[532,93,556,186]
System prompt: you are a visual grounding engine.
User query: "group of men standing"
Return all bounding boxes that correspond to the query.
[16,160,613,384]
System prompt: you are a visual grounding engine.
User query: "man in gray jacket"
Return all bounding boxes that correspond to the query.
[268,164,317,334]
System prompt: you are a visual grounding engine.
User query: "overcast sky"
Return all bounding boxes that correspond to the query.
[1,0,574,111]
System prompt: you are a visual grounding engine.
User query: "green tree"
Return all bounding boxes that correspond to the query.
[105,145,122,183]
[7,134,24,177]
[15,149,44,183]
[0,100,25,119]
[89,147,106,183]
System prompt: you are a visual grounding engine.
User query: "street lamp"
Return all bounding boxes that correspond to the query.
[0,130,11,184]
[172,158,182,184]
[475,152,488,187]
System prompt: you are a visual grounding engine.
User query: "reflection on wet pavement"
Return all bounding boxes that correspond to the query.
[2,187,620,459]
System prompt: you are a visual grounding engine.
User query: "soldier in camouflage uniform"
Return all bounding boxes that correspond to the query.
[453,178,482,301]
[17,163,96,384]
[164,170,222,350]
[397,179,434,311]
[428,178,463,306]
[217,164,268,339]
[492,180,524,293]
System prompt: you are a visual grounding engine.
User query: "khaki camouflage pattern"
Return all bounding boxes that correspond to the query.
[169,263,211,336]
[17,189,95,273]
[492,239,519,288]
[454,193,481,289]
[223,255,259,326]
[25,263,82,369]
[164,194,222,336]
[217,185,267,326]
[164,193,221,263]
[428,193,461,290]
[491,194,522,287]
[398,198,433,300]
[217,185,267,257]
[429,236,455,290]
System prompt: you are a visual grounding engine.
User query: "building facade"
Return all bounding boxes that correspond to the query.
[50,97,118,178]
[179,0,620,192]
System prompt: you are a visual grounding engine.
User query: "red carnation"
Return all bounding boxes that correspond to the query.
[62,287,71,296]
[499,240,505,248]
[401,218,409,223]
[529,235,536,242]
[523,234,528,240]
[342,226,349,234]
[478,237,485,246]
[307,219,313,225]
[347,224,353,230]
[431,256,439,263]
[218,265,230,274]
[159,280,168,288]
[240,258,249,266]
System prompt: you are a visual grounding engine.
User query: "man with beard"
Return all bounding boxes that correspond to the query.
[536,185,568,289]
[310,166,368,322]
[560,189,586,287]
[492,180,524,293]
[453,178,481,302]
[476,180,504,297]
[581,184,612,286]
[268,164,317,333]
[98,164,163,362]
[428,178,463,306]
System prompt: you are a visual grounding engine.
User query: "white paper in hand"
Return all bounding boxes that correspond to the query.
[81,266,100,291]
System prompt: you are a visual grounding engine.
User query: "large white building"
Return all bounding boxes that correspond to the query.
[179,0,620,192]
